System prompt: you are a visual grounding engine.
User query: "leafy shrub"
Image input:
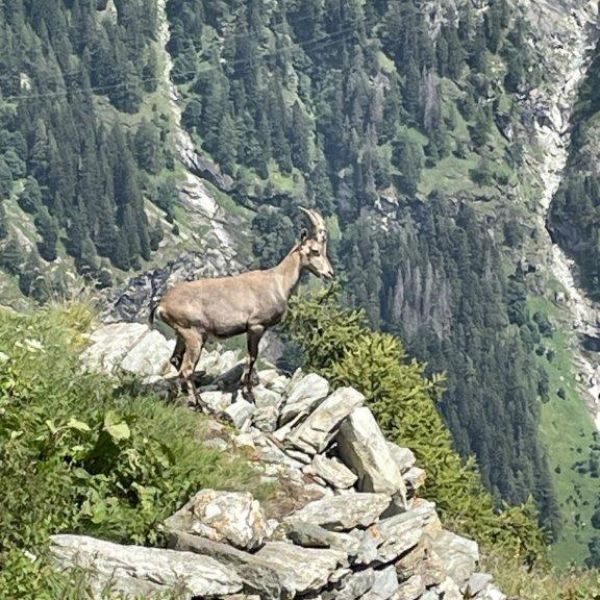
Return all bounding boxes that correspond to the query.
[0,303,266,596]
[283,286,548,564]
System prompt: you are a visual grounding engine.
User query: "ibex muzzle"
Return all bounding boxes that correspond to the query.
[150,208,333,410]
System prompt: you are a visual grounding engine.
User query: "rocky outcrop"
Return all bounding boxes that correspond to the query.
[51,324,509,599]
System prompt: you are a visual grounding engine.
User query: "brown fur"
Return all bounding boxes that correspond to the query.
[152,210,333,408]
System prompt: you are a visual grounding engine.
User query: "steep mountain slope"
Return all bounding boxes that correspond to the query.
[2,0,600,568]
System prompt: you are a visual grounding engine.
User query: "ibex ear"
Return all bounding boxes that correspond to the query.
[300,228,308,242]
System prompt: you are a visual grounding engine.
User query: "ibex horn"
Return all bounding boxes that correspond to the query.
[299,207,328,242]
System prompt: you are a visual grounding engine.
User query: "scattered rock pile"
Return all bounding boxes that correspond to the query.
[55,323,508,599]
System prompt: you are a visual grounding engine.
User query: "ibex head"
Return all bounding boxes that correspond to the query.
[298,207,334,280]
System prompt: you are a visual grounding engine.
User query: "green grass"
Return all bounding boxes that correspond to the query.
[528,295,599,567]
[0,303,270,598]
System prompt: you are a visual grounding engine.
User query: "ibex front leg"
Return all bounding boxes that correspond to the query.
[244,325,264,401]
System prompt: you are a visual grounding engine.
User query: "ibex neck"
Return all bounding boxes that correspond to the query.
[274,248,303,300]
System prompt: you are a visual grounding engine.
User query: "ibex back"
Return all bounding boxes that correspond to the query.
[150,208,333,410]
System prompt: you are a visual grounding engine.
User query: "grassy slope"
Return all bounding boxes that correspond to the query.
[528,295,599,567]
[0,303,270,598]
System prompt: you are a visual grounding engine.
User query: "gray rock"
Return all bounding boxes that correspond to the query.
[289,493,390,531]
[462,572,493,597]
[386,443,416,474]
[223,399,256,429]
[81,323,157,375]
[163,489,268,550]
[351,527,380,566]
[120,329,174,377]
[279,373,330,425]
[374,513,424,565]
[432,530,479,586]
[434,577,463,600]
[323,569,375,600]
[252,385,284,410]
[367,565,399,599]
[393,574,425,600]
[252,405,280,432]
[403,467,426,494]
[51,534,242,598]
[285,387,364,455]
[201,391,233,413]
[285,448,313,464]
[166,531,283,599]
[337,407,407,499]
[257,369,282,387]
[281,520,360,555]
[255,541,348,596]
[476,584,507,600]
[305,454,358,490]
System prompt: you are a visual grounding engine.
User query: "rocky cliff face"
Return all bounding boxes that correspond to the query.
[516,0,600,429]
[56,321,509,600]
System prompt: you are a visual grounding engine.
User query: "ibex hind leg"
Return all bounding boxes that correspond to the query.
[178,329,208,413]
[170,335,185,371]
[243,326,264,402]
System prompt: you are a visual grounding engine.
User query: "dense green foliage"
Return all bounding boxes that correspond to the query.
[165,0,559,538]
[284,287,548,563]
[0,0,173,292]
[0,304,266,597]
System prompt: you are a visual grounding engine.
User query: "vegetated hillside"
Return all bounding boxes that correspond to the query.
[165,0,564,544]
[0,0,214,305]
[1,297,598,599]
[1,0,599,568]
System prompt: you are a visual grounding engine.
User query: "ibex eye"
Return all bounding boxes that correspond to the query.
[311,249,320,255]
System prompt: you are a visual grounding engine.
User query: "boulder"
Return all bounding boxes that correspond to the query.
[201,391,233,413]
[476,584,507,600]
[366,565,399,599]
[223,399,256,429]
[285,387,364,455]
[403,467,427,494]
[322,568,375,600]
[372,511,425,565]
[255,541,348,596]
[462,572,493,597]
[288,493,390,531]
[279,373,330,425]
[280,520,360,555]
[386,442,416,474]
[252,405,280,432]
[51,534,242,598]
[252,385,284,409]
[337,407,407,499]
[166,531,283,599]
[434,577,463,600]
[393,574,425,600]
[163,489,268,550]
[81,323,155,375]
[120,329,174,377]
[304,454,358,490]
[431,530,479,586]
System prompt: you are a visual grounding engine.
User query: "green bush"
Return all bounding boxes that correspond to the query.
[0,303,266,597]
[283,286,547,564]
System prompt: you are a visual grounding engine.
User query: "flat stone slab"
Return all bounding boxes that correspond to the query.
[305,454,358,490]
[285,387,364,455]
[255,541,348,596]
[51,534,242,598]
[289,493,390,531]
[281,520,360,555]
[167,530,283,599]
[279,373,330,425]
[163,489,268,550]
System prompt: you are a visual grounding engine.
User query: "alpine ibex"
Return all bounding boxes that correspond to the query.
[150,208,333,409]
